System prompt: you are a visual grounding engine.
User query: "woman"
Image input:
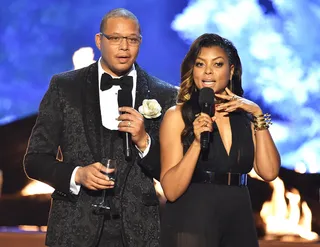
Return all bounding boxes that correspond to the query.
[160,33,280,247]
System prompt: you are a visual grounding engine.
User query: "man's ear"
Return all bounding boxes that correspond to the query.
[95,33,101,50]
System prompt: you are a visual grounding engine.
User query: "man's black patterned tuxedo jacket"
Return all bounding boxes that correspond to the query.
[24,62,177,247]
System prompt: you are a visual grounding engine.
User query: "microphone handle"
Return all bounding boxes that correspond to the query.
[200,102,213,151]
[200,131,210,150]
[125,132,132,161]
[119,110,133,161]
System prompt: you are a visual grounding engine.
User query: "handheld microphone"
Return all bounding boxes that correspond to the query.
[198,87,215,151]
[118,89,133,161]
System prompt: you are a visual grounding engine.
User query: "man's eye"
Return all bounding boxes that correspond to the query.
[111,36,121,41]
[128,38,139,43]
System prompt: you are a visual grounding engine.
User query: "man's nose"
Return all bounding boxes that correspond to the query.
[119,37,129,50]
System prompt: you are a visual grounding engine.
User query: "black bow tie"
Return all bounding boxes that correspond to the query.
[100,73,133,91]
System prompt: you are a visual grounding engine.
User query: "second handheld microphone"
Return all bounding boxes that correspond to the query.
[198,87,215,151]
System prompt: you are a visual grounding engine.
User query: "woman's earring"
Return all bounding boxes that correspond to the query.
[184,93,191,100]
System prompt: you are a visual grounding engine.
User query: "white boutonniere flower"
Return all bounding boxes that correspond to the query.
[138,99,162,119]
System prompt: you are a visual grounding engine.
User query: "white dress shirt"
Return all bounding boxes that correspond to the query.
[69,58,151,194]
[98,58,137,129]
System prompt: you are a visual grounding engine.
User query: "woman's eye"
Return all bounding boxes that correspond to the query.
[215,62,223,67]
[195,62,204,67]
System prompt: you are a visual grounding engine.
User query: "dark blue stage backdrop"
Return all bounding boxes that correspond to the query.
[1,0,320,173]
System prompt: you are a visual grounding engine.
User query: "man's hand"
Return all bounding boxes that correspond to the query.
[117,106,148,151]
[75,162,115,190]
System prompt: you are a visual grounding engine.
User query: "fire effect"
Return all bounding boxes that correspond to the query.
[21,181,54,196]
[259,176,318,241]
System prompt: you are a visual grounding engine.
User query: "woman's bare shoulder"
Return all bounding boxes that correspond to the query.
[164,104,183,120]
[161,105,185,138]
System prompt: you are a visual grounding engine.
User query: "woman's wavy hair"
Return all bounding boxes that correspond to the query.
[178,33,243,144]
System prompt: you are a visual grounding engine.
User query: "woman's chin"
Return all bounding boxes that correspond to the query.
[200,84,214,90]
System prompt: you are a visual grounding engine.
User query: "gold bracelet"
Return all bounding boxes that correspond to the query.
[253,113,272,131]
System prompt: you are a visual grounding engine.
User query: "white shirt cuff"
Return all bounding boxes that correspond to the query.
[135,134,151,158]
[70,166,81,195]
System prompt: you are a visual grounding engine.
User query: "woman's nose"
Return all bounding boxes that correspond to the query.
[205,67,212,74]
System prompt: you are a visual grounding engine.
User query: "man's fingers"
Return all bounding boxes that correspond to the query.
[118,107,143,119]
[118,112,143,123]
[87,176,115,190]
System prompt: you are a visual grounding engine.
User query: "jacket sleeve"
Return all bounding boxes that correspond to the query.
[23,75,77,198]
[137,135,161,180]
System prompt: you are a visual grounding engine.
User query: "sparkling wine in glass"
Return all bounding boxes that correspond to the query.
[101,159,117,182]
[92,159,117,215]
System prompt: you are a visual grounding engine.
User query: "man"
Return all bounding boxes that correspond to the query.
[23,8,177,247]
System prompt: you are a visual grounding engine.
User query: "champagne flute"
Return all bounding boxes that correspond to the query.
[92,159,117,215]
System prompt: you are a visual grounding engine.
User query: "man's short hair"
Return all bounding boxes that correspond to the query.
[99,8,141,34]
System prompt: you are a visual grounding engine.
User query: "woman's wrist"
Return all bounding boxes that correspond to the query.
[253,113,272,132]
[251,107,263,117]
[191,139,201,150]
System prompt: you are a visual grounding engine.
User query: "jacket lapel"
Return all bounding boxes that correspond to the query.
[134,64,150,111]
[81,62,102,162]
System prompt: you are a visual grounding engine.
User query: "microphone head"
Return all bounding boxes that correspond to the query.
[198,87,215,106]
[198,87,215,117]
[118,89,132,107]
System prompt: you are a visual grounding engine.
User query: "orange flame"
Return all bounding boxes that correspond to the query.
[21,181,54,196]
[260,177,318,241]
